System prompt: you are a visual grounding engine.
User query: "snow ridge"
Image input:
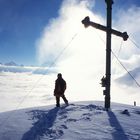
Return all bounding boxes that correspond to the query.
[0,102,140,140]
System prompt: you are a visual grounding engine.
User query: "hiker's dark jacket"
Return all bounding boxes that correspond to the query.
[54,78,66,97]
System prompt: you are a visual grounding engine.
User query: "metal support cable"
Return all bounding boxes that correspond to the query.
[117,39,123,57]
[129,36,140,50]
[111,50,140,87]
[30,32,78,75]
[95,30,140,87]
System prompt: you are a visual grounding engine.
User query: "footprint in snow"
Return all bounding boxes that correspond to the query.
[66,118,77,122]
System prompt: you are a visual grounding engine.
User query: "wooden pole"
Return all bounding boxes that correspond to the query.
[104,0,113,110]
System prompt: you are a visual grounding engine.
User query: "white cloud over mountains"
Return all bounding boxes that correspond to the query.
[0,65,55,75]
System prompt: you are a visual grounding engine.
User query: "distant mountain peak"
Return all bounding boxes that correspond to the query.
[4,61,18,66]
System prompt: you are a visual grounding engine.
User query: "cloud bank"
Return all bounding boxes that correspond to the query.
[36,0,140,105]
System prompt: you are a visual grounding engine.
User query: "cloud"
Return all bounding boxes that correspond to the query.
[36,0,140,105]
[110,5,140,104]
[112,6,140,79]
[36,0,104,65]
[112,6,140,60]
[36,0,107,101]
[115,6,140,34]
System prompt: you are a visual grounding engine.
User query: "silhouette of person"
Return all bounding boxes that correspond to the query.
[54,73,68,107]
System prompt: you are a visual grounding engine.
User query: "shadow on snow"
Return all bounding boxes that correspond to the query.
[107,111,129,140]
[21,107,61,140]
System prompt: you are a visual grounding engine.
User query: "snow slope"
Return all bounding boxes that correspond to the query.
[0,101,140,140]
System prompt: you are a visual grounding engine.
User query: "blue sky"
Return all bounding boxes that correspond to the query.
[0,0,62,65]
[0,0,140,66]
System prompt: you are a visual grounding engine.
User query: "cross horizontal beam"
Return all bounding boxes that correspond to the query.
[82,16,129,41]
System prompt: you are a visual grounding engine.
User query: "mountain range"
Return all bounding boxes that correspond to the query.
[0,61,56,75]
[0,61,23,66]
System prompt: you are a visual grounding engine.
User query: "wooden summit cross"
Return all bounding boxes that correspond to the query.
[81,0,129,110]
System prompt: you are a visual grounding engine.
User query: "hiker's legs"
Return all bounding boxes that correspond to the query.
[56,97,60,107]
[61,94,68,105]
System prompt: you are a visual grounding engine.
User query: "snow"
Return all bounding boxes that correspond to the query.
[0,71,140,140]
[0,101,140,140]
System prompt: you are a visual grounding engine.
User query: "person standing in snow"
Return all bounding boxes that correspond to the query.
[54,73,68,107]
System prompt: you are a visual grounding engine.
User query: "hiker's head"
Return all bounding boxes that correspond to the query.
[57,73,62,78]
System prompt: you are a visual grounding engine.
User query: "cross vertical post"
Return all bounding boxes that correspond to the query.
[104,0,113,109]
